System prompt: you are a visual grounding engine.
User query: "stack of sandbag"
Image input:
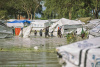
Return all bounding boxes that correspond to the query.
[56,37,100,67]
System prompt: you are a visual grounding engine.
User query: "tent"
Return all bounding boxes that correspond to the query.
[89,24,100,39]
[86,19,100,29]
[56,37,100,67]
[45,19,59,27]
[49,18,85,36]
[7,20,31,27]
[31,20,48,30]
[19,25,32,38]
[0,21,13,38]
[7,19,17,22]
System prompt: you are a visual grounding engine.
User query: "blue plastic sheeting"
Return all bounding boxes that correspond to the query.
[8,20,31,24]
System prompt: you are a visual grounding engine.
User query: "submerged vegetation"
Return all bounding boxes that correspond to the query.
[66,31,89,44]
[0,46,55,53]
[17,64,37,67]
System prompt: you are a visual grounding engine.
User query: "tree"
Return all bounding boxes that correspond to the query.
[43,0,85,19]
[0,0,10,19]
[43,0,100,19]
[33,0,42,19]
[8,0,42,19]
[92,0,100,19]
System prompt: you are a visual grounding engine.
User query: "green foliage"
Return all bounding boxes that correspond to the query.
[0,47,55,53]
[66,33,77,44]
[0,10,7,19]
[0,0,42,19]
[0,0,100,19]
[43,0,100,19]
[66,31,89,44]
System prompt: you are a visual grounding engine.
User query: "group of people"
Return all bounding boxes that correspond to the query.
[34,29,43,36]
[34,26,63,38]
[34,26,54,37]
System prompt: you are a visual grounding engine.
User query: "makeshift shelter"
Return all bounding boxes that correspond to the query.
[86,19,100,29]
[19,25,32,38]
[7,19,16,22]
[7,20,31,28]
[76,28,86,35]
[0,21,13,38]
[7,20,31,36]
[56,37,100,67]
[49,18,85,36]
[89,24,100,39]
[45,19,59,27]
[31,20,49,30]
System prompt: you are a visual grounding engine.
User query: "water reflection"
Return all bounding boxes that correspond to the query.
[0,52,60,67]
[0,36,67,67]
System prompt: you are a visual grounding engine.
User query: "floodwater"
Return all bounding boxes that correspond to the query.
[0,35,67,67]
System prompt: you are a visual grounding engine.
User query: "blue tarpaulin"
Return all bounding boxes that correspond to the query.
[8,20,31,24]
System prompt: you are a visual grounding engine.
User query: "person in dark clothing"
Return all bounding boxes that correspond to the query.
[39,29,42,36]
[12,26,15,36]
[51,31,53,37]
[47,26,50,37]
[34,30,37,36]
[58,29,61,38]
[21,27,23,37]
[45,27,48,37]
[45,27,49,38]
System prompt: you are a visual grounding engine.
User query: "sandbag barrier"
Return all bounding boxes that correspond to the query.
[56,37,100,67]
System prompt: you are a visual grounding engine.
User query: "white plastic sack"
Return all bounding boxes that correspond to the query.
[86,48,100,67]
[56,37,100,67]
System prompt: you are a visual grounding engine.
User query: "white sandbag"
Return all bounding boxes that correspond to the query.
[56,37,100,67]
[80,47,99,67]
[86,48,100,67]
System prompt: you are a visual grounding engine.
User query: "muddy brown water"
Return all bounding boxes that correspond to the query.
[0,36,67,67]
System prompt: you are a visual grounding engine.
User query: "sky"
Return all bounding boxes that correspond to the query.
[36,6,46,18]
[36,1,46,18]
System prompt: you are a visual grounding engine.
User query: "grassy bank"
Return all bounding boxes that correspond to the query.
[0,47,55,53]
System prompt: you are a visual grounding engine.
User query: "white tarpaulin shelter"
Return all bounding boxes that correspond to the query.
[89,24,100,39]
[89,25,100,37]
[31,20,48,30]
[86,19,100,29]
[19,25,32,38]
[56,37,100,67]
[49,19,59,22]
[49,18,85,36]
[76,28,86,35]
[0,22,13,38]
[7,19,16,22]
[7,20,31,28]
[45,19,59,27]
